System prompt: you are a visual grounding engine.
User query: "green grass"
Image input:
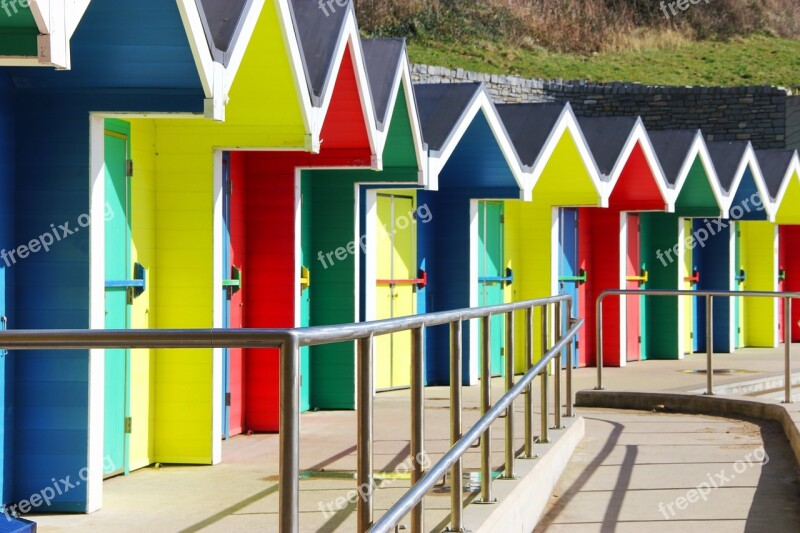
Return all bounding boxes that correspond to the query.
[408,35,800,89]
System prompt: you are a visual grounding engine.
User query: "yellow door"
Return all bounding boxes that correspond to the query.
[682,219,694,355]
[375,193,416,390]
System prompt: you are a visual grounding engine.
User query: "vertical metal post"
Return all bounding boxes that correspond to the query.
[706,295,714,396]
[279,336,300,533]
[411,327,425,532]
[524,307,534,458]
[565,299,574,418]
[449,321,464,530]
[595,295,604,390]
[540,305,549,444]
[479,315,494,503]
[357,335,374,531]
[554,301,562,429]
[785,297,793,404]
[503,312,515,479]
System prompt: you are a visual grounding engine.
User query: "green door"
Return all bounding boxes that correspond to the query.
[104,125,131,477]
[478,201,505,377]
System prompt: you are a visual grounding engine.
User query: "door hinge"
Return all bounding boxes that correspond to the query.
[500,347,505,356]
[638,335,642,344]
[738,327,742,333]
[226,178,233,196]
[575,340,580,349]
[225,392,231,407]
[690,333,694,339]
[124,417,132,434]
[126,286,134,305]
[126,159,134,177]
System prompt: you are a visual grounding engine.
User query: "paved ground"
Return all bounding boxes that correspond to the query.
[27,347,800,532]
[534,408,800,533]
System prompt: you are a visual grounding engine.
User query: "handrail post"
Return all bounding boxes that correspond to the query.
[595,295,604,390]
[524,307,535,458]
[554,301,562,429]
[565,299,574,418]
[479,315,495,503]
[449,321,464,531]
[785,297,793,404]
[357,335,374,531]
[705,295,714,396]
[503,311,515,479]
[410,327,425,533]
[540,305,549,444]
[279,335,300,533]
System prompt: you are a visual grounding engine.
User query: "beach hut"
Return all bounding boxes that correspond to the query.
[575,116,672,367]
[414,83,529,385]
[761,150,800,342]
[497,103,604,370]
[2,0,256,512]
[641,130,725,359]
[704,142,774,351]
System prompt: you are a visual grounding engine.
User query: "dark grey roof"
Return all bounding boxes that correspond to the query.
[362,38,405,131]
[576,116,638,178]
[495,103,566,167]
[290,0,351,106]
[414,83,483,152]
[706,141,750,193]
[196,0,253,66]
[755,149,795,200]
[648,130,699,186]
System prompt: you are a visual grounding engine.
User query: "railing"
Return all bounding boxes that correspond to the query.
[596,290,798,403]
[0,294,582,533]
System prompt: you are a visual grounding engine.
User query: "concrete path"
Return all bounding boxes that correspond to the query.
[535,408,800,533]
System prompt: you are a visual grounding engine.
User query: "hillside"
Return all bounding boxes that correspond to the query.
[357,0,800,88]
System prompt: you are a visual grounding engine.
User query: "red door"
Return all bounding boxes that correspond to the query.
[228,152,246,436]
[781,226,800,342]
[626,214,641,361]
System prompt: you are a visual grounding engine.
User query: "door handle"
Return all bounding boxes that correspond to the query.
[626,266,649,285]
[105,262,147,303]
[223,265,242,300]
[736,269,746,283]
[559,268,587,285]
[377,269,427,290]
[684,268,700,285]
[300,265,311,291]
[779,267,787,282]
[478,268,514,287]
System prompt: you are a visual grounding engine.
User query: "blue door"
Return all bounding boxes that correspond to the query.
[558,208,580,367]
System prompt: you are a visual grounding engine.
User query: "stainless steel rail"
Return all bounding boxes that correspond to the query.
[0,293,581,533]
[597,290,798,401]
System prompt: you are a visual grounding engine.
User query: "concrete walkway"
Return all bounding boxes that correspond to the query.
[535,408,800,533]
[27,347,800,531]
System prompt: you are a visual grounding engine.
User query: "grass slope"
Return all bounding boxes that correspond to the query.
[408,35,800,88]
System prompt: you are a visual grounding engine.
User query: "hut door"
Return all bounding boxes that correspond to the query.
[558,208,580,367]
[222,154,245,438]
[626,214,642,362]
[735,224,744,349]
[681,219,696,354]
[375,194,416,390]
[104,127,131,477]
[478,201,505,377]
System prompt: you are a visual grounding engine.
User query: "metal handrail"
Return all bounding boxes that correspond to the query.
[596,289,798,401]
[370,316,583,533]
[0,292,580,533]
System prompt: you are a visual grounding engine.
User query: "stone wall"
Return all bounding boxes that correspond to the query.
[411,64,798,150]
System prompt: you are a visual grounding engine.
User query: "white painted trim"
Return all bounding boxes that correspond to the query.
[604,120,672,212]
[771,224,780,348]
[529,104,605,207]
[222,0,264,98]
[429,88,527,198]
[274,0,316,150]
[673,133,727,217]
[294,169,302,327]
[176,0,215,99]
[550,207,559,298]
[772,151,800,213]
[86,114,106,513]
[364,189,378,324]
[468,199,479,385]
[211,150,223,464]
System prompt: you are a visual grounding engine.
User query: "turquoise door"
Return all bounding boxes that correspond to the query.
[104,125,131,477]
[299,178,311,411]
[558,208,580,367]
[478,201,505,377]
